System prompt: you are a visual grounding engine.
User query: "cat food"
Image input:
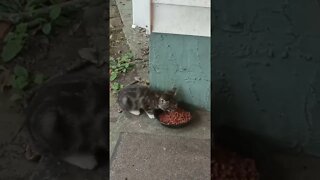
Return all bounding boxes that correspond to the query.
[159,107,191,125]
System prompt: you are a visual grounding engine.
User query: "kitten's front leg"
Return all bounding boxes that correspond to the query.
[129,110,141,116]
[145,109,155,119]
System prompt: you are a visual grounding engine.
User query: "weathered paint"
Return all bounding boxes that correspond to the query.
[149,33,210,110]
[213,0,320,156]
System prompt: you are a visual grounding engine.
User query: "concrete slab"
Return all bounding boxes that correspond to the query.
[110,94,120,122]
[110,122,120,158]
[110,132,210,180]
[109,110,211,158]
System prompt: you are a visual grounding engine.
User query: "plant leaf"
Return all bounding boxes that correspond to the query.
[12,76,29,90]
[15,23,27,34]
[4,32,15,42]
[1,39,23,62]
[14,65,28,77]
[42,23,51,35]
[111,82,120,91]
[50,6,61,20]
[110,72,117,81]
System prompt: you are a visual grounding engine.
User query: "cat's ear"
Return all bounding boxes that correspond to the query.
[171,87,178,97]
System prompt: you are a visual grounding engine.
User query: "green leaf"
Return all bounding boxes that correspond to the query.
[1,39,23,62]
[15,23,28,34]
[50,6,61,20]
[42,23,51,35]
[110,72,117,81]
[34,73,44,84]
[111,82,120,91]
[12,76,29,90]
[4,32,15,42]
[124,63,130,68]
[122,69,126,73]
[14,65,28,77]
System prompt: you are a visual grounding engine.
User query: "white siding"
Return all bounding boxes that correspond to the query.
[132,0,210,37]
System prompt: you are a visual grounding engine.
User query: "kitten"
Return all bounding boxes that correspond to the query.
[117,84,178,119]
[26,72,107,170]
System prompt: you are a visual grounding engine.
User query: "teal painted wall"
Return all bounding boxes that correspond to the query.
[213,0,320,157]
[149,33,210,111]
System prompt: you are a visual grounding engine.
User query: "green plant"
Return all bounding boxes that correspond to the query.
[11,65,29,90]
[110,52,134,81]
[1,23,28,62]
[109,52,134,93]
[8,65,46,102]
[0,0,25,14]
[0,0,64,62]
[111,82,123,93]
[41,5,61,35]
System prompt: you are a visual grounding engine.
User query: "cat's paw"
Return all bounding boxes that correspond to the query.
[129,110,140,116]
[63,154,98,170]
[146,113,155,119]
[25,144,41,161]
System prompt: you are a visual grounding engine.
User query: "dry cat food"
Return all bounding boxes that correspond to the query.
[212,146,260,180]
[159,107,191,125]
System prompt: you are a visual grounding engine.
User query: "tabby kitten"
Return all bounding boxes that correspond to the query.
[26,72,107,170]
[117,84,178,119]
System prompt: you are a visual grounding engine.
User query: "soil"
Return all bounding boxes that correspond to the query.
[108,0,149,122]
[0,0,113,179]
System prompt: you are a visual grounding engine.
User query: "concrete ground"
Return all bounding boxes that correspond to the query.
[109,0,211,179]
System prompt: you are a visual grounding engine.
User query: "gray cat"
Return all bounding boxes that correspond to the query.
[26,72,107,170]
[117,84,178,119]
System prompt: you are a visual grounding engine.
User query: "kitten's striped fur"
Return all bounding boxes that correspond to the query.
[117,84,178,119]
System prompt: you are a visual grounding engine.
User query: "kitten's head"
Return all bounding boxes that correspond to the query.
[158,88,178,112]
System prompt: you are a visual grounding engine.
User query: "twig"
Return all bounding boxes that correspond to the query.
[11,119,26,142]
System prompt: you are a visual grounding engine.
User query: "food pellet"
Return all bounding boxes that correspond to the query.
[159,107,191,125]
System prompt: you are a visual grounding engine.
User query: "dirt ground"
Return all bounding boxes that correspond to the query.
[0,0,113,179]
